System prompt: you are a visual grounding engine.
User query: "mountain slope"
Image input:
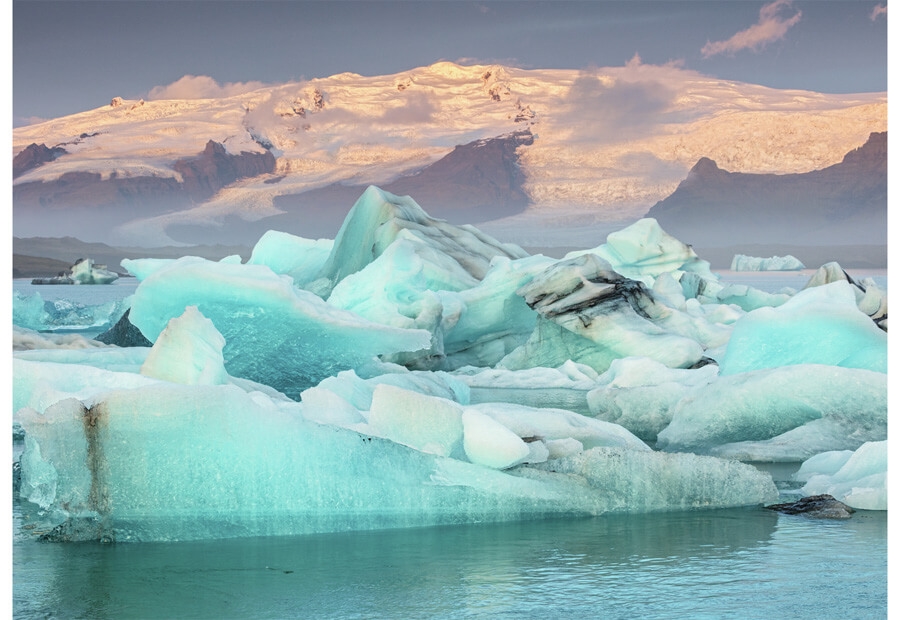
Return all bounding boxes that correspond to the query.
[12,61,886,247]
[645,132,887,248]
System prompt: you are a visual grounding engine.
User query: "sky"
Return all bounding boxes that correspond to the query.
[11,0,888,127]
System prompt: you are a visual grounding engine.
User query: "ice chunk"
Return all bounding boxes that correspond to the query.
[467,401,650,452]
[13,357,155,414]
[71,258,119,284]
[15,383,778,542]
[461,410,531,469]
[247,230,333,287]
[306,186,527,297]
[718,281,887,375]
[301,367,471,414]
[803,262,887,325]
[12,290,130,333]
[13,326,113,351]
[730,254,805,271]
[797,441,886,510]
[500,254,705,373]
[367,384,464,457]
[587,357,719,442]
[715,283,792,312]
[124,255,431,398]
[454,362,598,414]
[525,447,777,513]
[656,364,886,461]
[140,306,228,385]
[121,257,178,281]
[438,254,552,369]
[565,218,716,286]
[326,237,475,366]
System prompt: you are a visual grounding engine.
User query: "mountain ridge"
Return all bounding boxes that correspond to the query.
[645,131,887,248]
[12,61,886,248]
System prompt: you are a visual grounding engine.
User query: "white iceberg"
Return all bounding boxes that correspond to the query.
[795,441,886,510]
[730,254,805,271]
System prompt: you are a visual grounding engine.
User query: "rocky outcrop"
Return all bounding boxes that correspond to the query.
[13,143,67,179]
[95,309,153,347]
[13,140,276,239]
[176,130,536,244]
[172,140,276,202]
[765,494,855,519]
[646,132,887,248]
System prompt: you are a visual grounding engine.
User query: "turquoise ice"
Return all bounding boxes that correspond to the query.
[14,186,887,543]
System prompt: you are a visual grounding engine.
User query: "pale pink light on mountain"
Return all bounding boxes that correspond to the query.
[148,75,270,100]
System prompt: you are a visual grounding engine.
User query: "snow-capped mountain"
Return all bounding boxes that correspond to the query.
[12,61,886,248]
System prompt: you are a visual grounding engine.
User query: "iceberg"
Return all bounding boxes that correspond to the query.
[15,381,777,542]
[718,281,887,375]
[499,253,706,373]
[655,364,887,461]
[795,441,887,510]
[730,254,805,271]
[122,255,431,398]
[12,290,130,333]
[15,185,887,542]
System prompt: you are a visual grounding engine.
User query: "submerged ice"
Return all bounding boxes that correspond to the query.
[13,186,887,543]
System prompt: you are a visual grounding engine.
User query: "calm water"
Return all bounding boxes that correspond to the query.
[12,482,888,619]
[11,269,889,619]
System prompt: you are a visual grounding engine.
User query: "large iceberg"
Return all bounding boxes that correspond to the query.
[14,185,887,543]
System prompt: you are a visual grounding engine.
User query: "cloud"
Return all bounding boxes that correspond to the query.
[380,92,437,124]
[870,4,887,20]
[701,0,802,58]
[559,68,678,142]
[148,75,269,100]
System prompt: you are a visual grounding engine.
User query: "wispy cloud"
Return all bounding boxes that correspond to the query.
[701,0,802,58]
[558,66,677,142]
[379,91,437,124]
[870,4,887,20]
[148,75,269,100]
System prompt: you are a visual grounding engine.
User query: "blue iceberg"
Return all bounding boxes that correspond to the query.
[15,185,887,543]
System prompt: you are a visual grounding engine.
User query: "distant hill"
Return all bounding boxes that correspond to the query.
[12,237,252,277]
[645,132,887,251]
[12,254,73,279]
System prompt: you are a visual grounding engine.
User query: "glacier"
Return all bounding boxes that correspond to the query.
[13,186,887,543]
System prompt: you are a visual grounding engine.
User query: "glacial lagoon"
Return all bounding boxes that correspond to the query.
[12,270,888,618]
[12,196,888,617]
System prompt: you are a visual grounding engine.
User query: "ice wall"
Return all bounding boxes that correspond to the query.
[16,382,777,542]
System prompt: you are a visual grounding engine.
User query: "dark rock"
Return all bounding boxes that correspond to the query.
[646,132,887,248]
[765,494,855,519]
[172,140,277,202]
[183,130,536,244]
[14,140,276,240]
[13,143,67,179]
[95,309,153,347]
